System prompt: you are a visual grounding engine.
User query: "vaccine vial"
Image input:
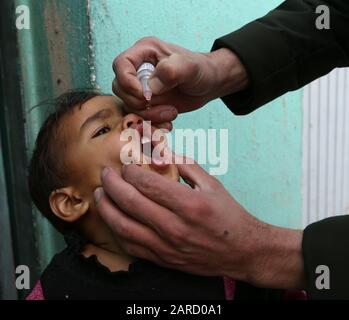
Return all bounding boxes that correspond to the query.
[137,62,155,102]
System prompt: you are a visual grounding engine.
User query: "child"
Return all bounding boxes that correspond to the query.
[26,90,304,300]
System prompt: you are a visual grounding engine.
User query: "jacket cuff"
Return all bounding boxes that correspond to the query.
[302,216,349,299]
[211,21,296,115]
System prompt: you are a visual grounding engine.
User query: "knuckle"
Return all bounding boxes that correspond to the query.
[124,77,138,93]
[112,54,125,73]
[207,176,222,190]
[116,74,131,91]
[161,249,180,265]
[124,244,138,257]
[112,78,119,94]
[112,57,119,73]
[161,61,178,83]
[185,57,199,74]
[122,191,137,207]
[114,191,136,210]
[171,234,183,247]
[116,219,128,237]
[168,225,186,247]
[185,196,205,216]
[140,173,158,190]
[143,35,159,43]
[189,197,214,221]
[135,36,159,46]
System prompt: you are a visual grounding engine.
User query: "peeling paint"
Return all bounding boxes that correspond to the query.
[44,1,72,95]
[87,0,98,88]
[15,0,95,271]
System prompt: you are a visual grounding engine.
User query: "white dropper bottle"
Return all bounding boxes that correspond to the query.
[137,62,155,102]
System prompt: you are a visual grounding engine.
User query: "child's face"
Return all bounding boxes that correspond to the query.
[58,95,179,211]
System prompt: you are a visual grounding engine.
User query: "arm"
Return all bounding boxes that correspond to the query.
[113,1,349,121]
[212,0,349,114]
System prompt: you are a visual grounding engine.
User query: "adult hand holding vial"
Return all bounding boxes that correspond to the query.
[112,37,248,124]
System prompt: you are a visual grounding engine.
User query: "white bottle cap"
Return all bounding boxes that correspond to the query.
[137,62,155,76]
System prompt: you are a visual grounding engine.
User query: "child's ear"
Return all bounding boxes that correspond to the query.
[49,187,89,223]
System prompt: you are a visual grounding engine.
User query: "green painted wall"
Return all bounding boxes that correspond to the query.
[14,0,93,270]
[89,0,303,228]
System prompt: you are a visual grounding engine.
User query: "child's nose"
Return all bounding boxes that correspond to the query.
[122,113,143,130]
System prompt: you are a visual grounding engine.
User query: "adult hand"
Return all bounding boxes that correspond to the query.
[94,158,305,290]
[112,37,249,124]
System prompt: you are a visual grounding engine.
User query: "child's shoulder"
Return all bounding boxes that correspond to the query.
[25,244,79,300]
[27,232,101,300]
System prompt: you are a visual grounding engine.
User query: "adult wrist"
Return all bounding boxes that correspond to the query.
[208,48,249,99]
[247,221,306,290]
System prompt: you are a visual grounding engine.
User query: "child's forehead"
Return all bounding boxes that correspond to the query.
[80,95,123,114]
[70,95,123,120]
[60,95,124,135]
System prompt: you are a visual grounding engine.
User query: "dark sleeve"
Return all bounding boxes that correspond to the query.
[302,215,349,299]
[211,0,349,115]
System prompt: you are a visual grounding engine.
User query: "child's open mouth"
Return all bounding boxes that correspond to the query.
[135,122,171,171]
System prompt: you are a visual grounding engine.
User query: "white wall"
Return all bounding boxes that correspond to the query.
[302,68,349,227]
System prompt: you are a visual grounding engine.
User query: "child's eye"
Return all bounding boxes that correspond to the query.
[92,126,110,138]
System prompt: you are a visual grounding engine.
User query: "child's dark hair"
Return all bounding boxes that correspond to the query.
[28,89,109,234]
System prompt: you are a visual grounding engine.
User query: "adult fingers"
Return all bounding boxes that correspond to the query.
[112,36,172,107]
[176,157,221,192]
[149,53,198,95]
[112,56,143,100]
[112,78,144,109]
[99,168,184,239]
[95,187,184,263]
[136,105,178,123]
[121,164,206,218]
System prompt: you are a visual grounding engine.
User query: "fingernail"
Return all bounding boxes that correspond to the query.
[94,187,104,203]
[101,167,110,179]
[148,77,165,94]
[157,122,172,131]
[160,108,177,121]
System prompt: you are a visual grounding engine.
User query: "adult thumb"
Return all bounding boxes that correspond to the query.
[149,54,187,95]
[148,76,167,95]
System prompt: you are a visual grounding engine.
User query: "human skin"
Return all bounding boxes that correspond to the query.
[112,36,249,123]
[94,37,306,289]
[49,95,178,271]
[95,163,305,289]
